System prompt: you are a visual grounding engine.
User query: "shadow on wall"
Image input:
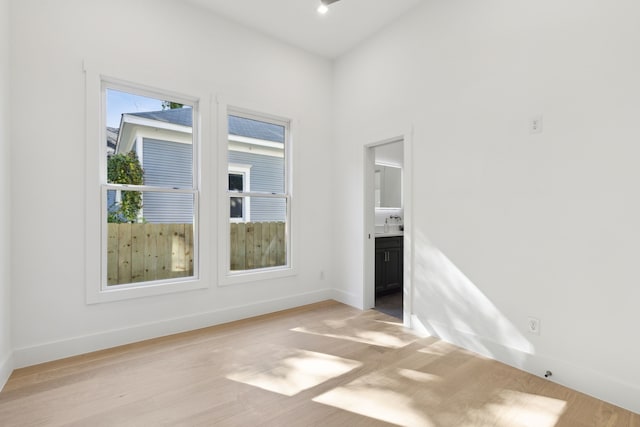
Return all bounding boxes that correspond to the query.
[412,229,534,365]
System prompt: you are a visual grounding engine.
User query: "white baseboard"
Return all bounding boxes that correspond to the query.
[410,315,640,415]
[13,289,334,369]
[0,350,13,392]
[331,288,362,309]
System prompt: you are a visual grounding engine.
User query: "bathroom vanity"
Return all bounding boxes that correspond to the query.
[375,234,403,296]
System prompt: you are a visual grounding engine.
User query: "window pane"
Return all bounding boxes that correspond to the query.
[229,196,287,271]
[104,87,196,289]
[106,190,195,286]
[106,89,193,188]
[228,115,285,194]
[229,173,243,191]
[230,197,244,219]
[229,173,244,219]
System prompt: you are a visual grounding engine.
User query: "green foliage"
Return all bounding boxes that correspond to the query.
[161,101,184,110]
[107,151,144,223]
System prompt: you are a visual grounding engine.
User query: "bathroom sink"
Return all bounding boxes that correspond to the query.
[375,231,404,237]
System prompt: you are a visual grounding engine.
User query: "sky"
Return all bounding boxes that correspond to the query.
[106,89,165,128]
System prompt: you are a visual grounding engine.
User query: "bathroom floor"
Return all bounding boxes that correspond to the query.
[374,290,403,321]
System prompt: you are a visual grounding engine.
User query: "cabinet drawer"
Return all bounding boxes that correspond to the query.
[375,236,402,250]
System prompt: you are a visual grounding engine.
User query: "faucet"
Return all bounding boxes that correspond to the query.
[387,215,403,231]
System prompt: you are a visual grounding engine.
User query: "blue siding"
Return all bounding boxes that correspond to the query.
[106,190,117,213]
[142,138,194,224]
[134,138,284,223]
[143,138,192,188]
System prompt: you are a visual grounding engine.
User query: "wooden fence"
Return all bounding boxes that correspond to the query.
[230,222,286,271]
[107,223,193,286]
[107,221,285,285]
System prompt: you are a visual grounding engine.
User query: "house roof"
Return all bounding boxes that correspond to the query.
[129,108,193,128]
[229,115,284,144]
[128,109,285,144]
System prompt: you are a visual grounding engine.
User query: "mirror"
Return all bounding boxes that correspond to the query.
[375,164,402,208]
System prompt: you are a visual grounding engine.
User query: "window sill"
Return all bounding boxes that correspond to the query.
[86,277,208,304]
[219,266,297,287]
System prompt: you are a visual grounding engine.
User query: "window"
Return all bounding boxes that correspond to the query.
[229,173,244,219]
[102,84,198,289]
[228,164,252,222]
[225,110,291,277]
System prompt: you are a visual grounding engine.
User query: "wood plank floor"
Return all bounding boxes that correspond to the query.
[0,300,638,426]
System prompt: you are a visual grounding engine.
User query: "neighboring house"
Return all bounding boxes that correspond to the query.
[105,127,119,215]
[106,126,119,155]
[109,108,285,224]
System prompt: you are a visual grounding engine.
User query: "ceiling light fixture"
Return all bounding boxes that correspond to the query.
[317,0,340,14]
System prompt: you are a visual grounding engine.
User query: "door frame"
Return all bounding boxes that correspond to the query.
[363,131,413,326]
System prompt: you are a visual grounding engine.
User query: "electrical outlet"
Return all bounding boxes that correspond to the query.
[319,270,325,280]
[527,317,541,335]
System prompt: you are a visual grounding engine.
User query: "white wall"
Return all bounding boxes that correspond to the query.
[10,0,334,367]
[375,141,403,166]
[0,0,12,390]
[334,0,640,414]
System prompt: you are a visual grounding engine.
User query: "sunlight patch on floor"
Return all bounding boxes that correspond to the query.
[468,389,567,427]
[417,339,459,357]
[292,326,416,349]
[313,367,440,426]
[374,319,407,327]
[323,318,349,328]
[397,368,439,384]
[226,349,361,397]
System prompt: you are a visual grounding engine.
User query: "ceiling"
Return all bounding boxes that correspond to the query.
[184,0,425,59]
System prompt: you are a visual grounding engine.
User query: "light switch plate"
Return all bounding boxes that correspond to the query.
[530,115,543,134]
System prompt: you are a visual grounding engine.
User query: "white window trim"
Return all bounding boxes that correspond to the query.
[228,163,252,223]
[217,99,297,286]
[84,62,209,304]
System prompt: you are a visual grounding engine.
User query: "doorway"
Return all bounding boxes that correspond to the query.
[364,138,407,323]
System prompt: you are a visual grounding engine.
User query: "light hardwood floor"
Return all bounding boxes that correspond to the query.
[0,300,638,426]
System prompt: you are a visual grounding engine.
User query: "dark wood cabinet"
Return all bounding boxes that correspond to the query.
[375,236,403,295]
